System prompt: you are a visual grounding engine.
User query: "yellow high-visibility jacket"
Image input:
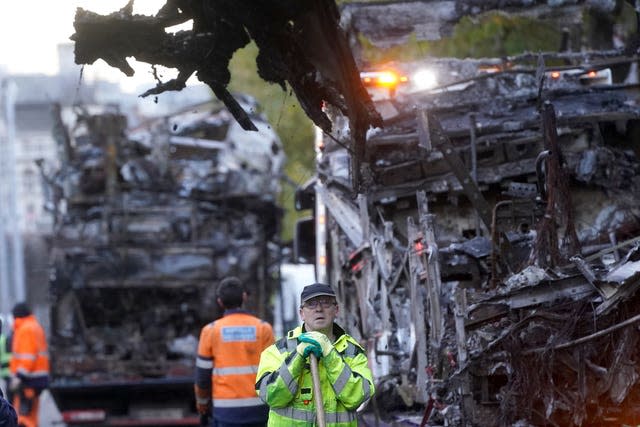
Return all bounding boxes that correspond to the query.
[256,324,374,427]
[0,333,10,379]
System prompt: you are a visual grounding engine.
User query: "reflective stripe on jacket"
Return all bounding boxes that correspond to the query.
[195,310,274,423]
[255,324,374,427]
[9,315,49,391]
[0,334,10,378]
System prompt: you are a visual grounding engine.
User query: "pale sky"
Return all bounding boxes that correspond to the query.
[0,0,184,92]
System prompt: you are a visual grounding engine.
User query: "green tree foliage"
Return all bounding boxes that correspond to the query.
[442,13,561,57]
[228,42,316,242]
[359,12,562,63]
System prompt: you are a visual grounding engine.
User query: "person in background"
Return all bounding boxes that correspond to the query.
[195,277,275,427]
[9,302,49,427]
[0,317,16,427]
[0,319,11,398]
[256,283,374,426]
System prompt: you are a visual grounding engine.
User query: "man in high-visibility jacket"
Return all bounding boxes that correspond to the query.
[256,283,374,426]
[195,277,274,426]
[9,302,50,427]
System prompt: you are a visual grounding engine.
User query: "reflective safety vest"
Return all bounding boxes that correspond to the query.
[10,315,50,391]
[256,324,375,427]
[0,333,10,379]
[195,309,274,423]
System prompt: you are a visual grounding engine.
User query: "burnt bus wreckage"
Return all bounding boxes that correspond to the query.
[68,0,640,425]
[41,100,285,425]
[295,53,640,426]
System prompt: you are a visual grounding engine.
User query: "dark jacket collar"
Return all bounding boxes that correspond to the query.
[223,308,249,316]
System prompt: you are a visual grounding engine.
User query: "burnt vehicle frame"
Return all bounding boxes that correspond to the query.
[44,100,284,425]
[296,49,640,426]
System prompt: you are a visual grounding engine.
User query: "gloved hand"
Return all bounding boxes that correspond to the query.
[9,376,20,392]
[296,339,322,359]
[298,331,334,358]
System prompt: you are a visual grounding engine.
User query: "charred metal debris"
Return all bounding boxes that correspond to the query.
[304,52,640,426]
[69,0,640,424]
[70,0,382,159]
[43,99,284,382]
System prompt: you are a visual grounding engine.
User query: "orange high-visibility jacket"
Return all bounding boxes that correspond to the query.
[195,309,274,423]
[10,314,50,390]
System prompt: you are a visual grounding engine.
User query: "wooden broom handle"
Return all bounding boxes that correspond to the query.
[309,353,326,427]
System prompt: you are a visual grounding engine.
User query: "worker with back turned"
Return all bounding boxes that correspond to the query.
[195,276,274,426]
[9,302,49,427]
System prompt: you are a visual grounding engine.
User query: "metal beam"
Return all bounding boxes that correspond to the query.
[316,184,363,247]
[427,112,494,231]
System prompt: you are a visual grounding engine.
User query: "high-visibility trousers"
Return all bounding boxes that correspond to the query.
[13,387,40,427]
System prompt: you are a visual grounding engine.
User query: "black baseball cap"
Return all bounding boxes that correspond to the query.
[300,283,336,303]
[12,302,32,318]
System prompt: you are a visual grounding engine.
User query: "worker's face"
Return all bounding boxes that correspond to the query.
[299,296,338,332]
